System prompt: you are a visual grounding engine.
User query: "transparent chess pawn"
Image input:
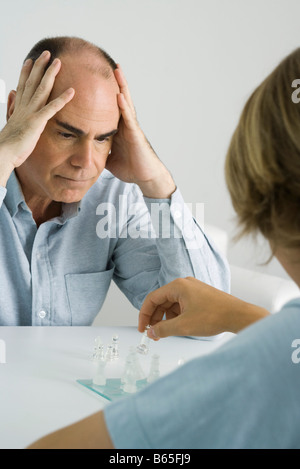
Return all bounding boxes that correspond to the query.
[111,335,119,360]
[137,325,150,355]
[93,358,106,386]
[147,354,160,383]
[105,344,114,362]
[125,346,145,381]
[92,336,105,361]
[122,352,137,393]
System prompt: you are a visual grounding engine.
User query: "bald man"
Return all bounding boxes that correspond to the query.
[0,36,230,325]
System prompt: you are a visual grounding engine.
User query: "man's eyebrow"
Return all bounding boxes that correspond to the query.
[55,120,118,140]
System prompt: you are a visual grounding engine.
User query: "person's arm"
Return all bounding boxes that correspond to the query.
[110,183,230,312]
[28,301,297,449]
[27,411,114,449]
[138,276,270,338]
[0,51,74,188]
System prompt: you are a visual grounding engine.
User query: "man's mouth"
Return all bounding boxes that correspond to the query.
[57,175,92,184]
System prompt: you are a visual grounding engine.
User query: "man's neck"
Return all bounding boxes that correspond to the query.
[22,189,62,227]
[15,170,62,226]
[29,199,62,227]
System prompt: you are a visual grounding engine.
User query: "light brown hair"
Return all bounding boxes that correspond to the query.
[225,48,300,255]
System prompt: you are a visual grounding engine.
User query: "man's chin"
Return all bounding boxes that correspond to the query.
[53,176,96,203]
[54,183,94,204]
[54,190,86,205]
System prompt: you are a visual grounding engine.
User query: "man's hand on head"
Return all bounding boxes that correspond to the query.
[0,51,74,187]
[105,64,176,199]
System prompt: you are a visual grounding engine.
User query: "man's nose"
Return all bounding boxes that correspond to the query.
[70,141,94,169]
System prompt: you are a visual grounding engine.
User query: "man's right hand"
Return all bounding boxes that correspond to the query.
[0,51,74,186]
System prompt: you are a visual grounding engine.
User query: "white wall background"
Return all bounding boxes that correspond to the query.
[1,0,299,324]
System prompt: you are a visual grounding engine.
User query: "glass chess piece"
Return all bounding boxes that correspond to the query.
[122,352,137,393]
[105,344,115,362]
[92,336,105,361]
[147,354,160,383]
[122,346,145,382]
[137,325,150,355]
[111,335,119,360]
[93,359,106,386]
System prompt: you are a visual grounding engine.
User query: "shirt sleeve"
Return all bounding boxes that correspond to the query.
[111,185,230,310]
[104,300,300,449]
[144,187,230,290]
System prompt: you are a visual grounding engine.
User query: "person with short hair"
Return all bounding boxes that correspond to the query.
[0,36,230,326]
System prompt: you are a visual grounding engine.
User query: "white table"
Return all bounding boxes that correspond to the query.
[0,326,233,449]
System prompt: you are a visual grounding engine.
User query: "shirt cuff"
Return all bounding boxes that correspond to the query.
[143,187,201,243]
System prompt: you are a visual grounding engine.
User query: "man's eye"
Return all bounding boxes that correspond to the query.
[97,137,110,144]
[58,132,75,139]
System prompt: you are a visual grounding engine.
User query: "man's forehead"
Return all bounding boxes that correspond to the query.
[52,116,119,140]
[51,96,120,137]
[51,53,119,101]
[47,52,120,133]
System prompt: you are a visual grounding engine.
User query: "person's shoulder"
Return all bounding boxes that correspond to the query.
[279,296,300,313]
[238,295,300,352]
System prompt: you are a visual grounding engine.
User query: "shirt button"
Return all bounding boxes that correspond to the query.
[38,310,47,319]
[174,211,181,218]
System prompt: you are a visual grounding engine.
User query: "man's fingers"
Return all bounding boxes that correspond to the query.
[114,65,136,114]
[117,93,137,131]
[14,59,34,107]
[30,58,62,109]
[37,87,75,123]
[20,50,52,104]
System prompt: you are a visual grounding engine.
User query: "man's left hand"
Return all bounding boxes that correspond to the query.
[105,64,176,199]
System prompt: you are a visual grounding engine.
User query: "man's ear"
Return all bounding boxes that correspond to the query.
[6,90,16,121]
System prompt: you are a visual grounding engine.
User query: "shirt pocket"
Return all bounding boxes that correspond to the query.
[65,268,114,325]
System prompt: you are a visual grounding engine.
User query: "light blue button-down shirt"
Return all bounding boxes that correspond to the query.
[0,170,230,325]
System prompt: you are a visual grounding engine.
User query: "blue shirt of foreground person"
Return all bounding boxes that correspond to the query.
[27,46,300,449]
[0,36,229,326]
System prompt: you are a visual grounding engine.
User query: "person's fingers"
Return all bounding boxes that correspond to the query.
[138,280,183,332]
[114,64,135,114]
[148,314,184,339]
[116,93,137,131]
[36,87,75,124]
[20,50,51,104]
[165,303,181,320]
[138,301,167,333]
[14,59,34,107]
[30,58,63,109]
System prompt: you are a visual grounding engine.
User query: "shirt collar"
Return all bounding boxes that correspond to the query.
[5,171,26,217]
[59,200,81,223]
[5,170,81,222]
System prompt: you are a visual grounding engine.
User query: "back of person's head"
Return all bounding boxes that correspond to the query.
[225,47,300,254]
[24,36,117,76]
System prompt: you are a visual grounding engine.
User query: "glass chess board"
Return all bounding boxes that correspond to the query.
[77,377,148,401]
